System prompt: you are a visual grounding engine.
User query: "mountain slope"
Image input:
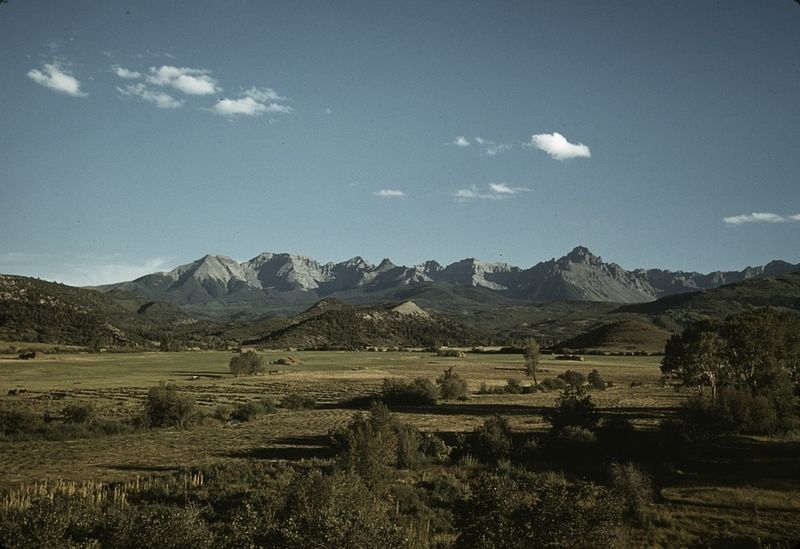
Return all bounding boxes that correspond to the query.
[0,274,204,348]
[245,300,484,349]
[97,247,800,319]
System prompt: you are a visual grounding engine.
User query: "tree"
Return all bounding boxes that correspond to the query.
[524,337,540,387]
[661,320,725,399]
[662,310,800,435]
[229,352,264,376]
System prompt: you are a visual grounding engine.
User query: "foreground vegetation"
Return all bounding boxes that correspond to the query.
[0,311,798,548]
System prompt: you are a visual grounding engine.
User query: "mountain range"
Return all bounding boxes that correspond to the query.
[100,246,800,319]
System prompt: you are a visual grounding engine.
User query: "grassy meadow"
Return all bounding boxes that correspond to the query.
[1,349,799,546]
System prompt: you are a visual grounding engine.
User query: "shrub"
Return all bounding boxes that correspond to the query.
[468,415,514,463]
[229,352,265,376]
[98,503,215,549]
[437,367,468,400]
[588,369,606,390]
[280,393,316,410]
[504,378,523,394]
[276,470,408,548]
[609,462,653,524]
[144,383,195,428]
[557,370,587,393]
[330,403,422,485]
[678,386,795,437]
[455,470,624,548]
[556,425,597,449]
[0,408,42,437]
[231,398,276,422]
[546,392,598,433]
[539,377,568,392]
[381,377,438,405]
[61,402,96,423]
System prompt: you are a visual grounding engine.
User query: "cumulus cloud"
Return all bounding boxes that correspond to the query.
[27,62,87,97]
[373,189,406,198]
[528,132,591,161]
[453,136,470,147]
[146,65,219,95]
[455,183,529,201]
[212,87,293,117]
[117,83,183,109]
[723,212,800,225]
[112,65,141,79]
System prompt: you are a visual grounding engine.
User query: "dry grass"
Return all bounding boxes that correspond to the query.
[1,349,798,545]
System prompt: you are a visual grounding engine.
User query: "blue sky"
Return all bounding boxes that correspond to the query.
[1,1,799,285]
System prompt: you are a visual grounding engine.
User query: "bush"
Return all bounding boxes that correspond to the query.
[381,377,438,405]
[330,403,426,485]
[678,386,796,436]
[98,503,215,548]
[546,392,598,433]
[229,352,265,376]
[61,402,96,423]
[276,470,408,548]
[539,377,568,392]
[455,470,624,548]
[504,378,523,394]
[144,383,195,428]
[555,425,597,450]
[437,367,468,400]
[609,462,653,524]
[280,393,316,410]
[557,370,587,393]
[231,398,277,422]
[0,408,42,437]
[467,415,514,463]
[588,369,606,390]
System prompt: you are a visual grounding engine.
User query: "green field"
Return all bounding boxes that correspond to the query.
[1,350,798,546]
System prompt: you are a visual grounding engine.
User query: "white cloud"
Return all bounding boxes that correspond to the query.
[213,87,293,117]
[475,136,512,156]
[373,189,406,198]
[488,182,527,194]
[723,212,800,225]
[453,136,470,147]
[455,183,529,201]
[486,143,512,156]
[244,87,285,102]
[146,65,219,95]
[117,83,183,109]
[112,65,141,79]
[528,132,591,161]
[27,63,87,97]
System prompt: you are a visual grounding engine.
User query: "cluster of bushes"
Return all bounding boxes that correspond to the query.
[477,369,607,395]
[0,406,134,442]
[381,367,469,405]
[214,398,278,422]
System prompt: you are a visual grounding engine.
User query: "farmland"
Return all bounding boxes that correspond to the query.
[1,349,799,546]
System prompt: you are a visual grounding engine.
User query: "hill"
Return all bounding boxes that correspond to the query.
[615,272,800,331]
[556,319,673,353]
[0,274,211,349]
[243,300,485,349]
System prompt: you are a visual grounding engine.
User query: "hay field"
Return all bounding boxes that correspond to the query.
[0,350,670,486]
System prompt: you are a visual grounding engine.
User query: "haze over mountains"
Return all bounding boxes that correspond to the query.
[101,247,800,319]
